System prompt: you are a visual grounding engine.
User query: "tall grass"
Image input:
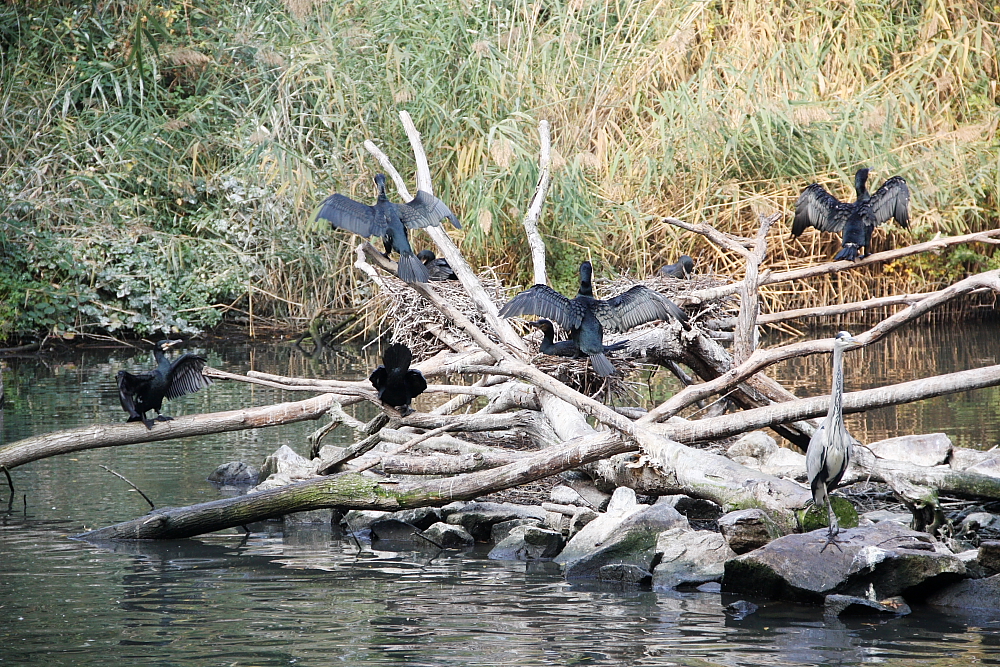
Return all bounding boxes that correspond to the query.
[0,0,996,341]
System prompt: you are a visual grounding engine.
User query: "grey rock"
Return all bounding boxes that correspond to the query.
[421,522,475,549]
[491,518,544,544]
[258,445,315,483]
[955,549,990,579]
[652,527,736,591]
[824,594,911,616]
[568,508,599,538]
[390,507,442,530]
[725,600,758,619]
[488,526,564,561]
[545,511,569,535]
[550,485,593,507]
[863,510,912,526]
[370,518,419,542]
[697,581,722,593]
[656,495,722,521]
[979,540,1000,572]
[964,457,1000,478]
[759,448,807,480]
[727,431,778,461]
[961,511,1000,532]
[718,509,784,554]
[445,502,547,542]
[559,474,612,511]
[926,573,1000,610]
[342,510,391,533]
[951,447,999,472]
[868,433,952,467]
[598,563,652,585]
[207,461,258,485]
[556,487,688,579]
[723,522,966,604]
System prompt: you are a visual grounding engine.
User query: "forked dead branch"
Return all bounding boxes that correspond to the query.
[2,113,998,541]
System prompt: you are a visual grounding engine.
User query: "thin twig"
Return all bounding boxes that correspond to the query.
[100,465,155,510]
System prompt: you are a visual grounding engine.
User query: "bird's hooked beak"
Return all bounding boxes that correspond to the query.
[161,339,183,350]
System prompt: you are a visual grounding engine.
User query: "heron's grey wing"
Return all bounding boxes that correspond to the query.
[165,353,213,400]
[596,286,687,333]
[312,194,379,237]
[395,191,462,230]
[865,176,910,229]
[805,424,828,495]
[793,184,849,235]
[117,370,152,419]
[499,285,579,330]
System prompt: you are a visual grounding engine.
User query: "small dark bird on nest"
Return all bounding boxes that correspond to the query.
[417,249,458,281]
[313,173,461,283]
[500,261,687,377]
[528,319,628,359]
[657,255,694,279]
[117,339,213,429]
[792,167,910,261]
[369,342,427,416]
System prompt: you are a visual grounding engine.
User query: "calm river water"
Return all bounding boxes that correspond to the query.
[2,320,999,666]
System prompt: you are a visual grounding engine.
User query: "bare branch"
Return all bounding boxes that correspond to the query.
[523,120,552,286]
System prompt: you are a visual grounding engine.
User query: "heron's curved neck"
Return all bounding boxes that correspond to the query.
[828,344,846,427]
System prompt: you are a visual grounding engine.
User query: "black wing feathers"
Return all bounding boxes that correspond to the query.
[865,176,910,229]
[313,194,380,237]
[498,285,579,330]
[117,370,152,420]
[395,191,461,230]
[793,184,852,235]
[165,353,212,400]
[598,285,687,333]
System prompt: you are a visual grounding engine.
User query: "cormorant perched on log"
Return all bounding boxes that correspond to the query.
[792,168,910,262]
[313,174,461,283]
[117,339,213,429]
[657,255,694,279]
[369,342,427,416]
[500,261,688,377]
[528,319,628,359]
[417,249,458,281]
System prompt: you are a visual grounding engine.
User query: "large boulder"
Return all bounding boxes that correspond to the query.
[555,488,687,579]
[207,461,259,486]
[488,526,564,561]
[257,445,316,484]
[718,508,785,554]
[925,573,1000,610]
[422,522,475,549]
[445,502,547,541]
[868,433,952,467]
[723,522,966,604]
[652,527,736,590]
[656,495,722,521]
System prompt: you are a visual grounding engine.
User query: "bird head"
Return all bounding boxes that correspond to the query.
[834,331,861,349]
[527,319,555,335]
[373,173,388,196]
[854,168,870,193]
[417,250,436,262]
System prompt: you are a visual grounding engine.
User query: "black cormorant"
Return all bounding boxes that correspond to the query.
[528,319,628,359]
[369,342,427,416]
[500,261,688,376]
[313,174,461,283]
[792,168,910,261]
[417,249,458,281]
[657,255,694,279]
[117,339,213,429]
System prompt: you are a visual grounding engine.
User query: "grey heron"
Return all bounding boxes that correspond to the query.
[806,330,862,541]
[792,168,910,261]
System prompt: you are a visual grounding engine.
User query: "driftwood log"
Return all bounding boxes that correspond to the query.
[7,111,994,541]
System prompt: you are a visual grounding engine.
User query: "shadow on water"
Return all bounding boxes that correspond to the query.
[1,323,999,665]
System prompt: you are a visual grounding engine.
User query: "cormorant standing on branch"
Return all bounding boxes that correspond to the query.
[117,339,213,429]
[500,261,688,377]
[417,250,458,281]
[792,168,910,261]
[313,174,462,283]
[369,342,427,416]
[657,255,694,279]
[806,331,861,542]
[528,318,629,360]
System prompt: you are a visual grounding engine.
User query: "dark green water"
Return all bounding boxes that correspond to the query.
[2,325,999,666]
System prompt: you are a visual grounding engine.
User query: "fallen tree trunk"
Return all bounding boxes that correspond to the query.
[0,393,347,470]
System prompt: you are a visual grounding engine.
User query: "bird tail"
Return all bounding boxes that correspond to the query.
[589,353,617,377]
[833,244,861,262]
[604,339,629,353]
[397,252,430,283]
[383,342,412,372]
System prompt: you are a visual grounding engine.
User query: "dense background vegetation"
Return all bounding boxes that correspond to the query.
[0,0,997,342]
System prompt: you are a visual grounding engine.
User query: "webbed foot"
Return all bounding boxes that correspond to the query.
[155,415,174,422]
